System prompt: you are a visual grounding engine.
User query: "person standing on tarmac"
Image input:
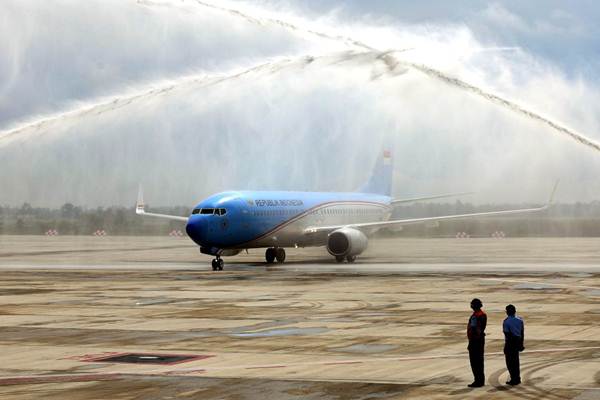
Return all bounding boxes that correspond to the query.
[503,304,525,386]
[467,298,487,388]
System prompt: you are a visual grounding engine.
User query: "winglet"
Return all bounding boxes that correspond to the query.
[136,184,145,215]
[133,185,188,222]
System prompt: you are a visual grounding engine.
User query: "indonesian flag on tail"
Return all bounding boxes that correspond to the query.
[383,150,392,165]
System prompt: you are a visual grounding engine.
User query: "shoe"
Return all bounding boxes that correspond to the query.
[506,380,521,386]
[468,382,484,388]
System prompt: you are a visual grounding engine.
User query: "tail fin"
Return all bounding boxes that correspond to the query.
[136,184,145,213]
[358,149,393,196]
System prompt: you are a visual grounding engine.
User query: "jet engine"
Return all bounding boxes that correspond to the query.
[327,228,368,257]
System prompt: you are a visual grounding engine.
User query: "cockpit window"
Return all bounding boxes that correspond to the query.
[193,208,226,215]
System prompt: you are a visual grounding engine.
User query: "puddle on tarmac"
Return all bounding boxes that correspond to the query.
[564,272,593,278]
[512,283,562,291]
[230,327,329,337]
[333,344,397,354]
[353,312,390,317]
[135,298,175,306]
[478,280,499,286]
[174,275,200,281]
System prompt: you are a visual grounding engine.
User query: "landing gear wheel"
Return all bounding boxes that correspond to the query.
[265,248,276,264]
[275,248,286,263]
[212,257,224,271]
[346,255,356,263]
[335,255,345,263]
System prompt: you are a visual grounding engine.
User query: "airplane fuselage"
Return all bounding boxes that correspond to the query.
[137,149,554,269]
[185,190,392,255]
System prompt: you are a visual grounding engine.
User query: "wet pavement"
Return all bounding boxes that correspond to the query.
[0,236,599,399]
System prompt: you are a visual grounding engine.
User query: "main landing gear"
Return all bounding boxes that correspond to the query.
[211,256,224,271]
[265,247,286,264]
[335,255,356,263]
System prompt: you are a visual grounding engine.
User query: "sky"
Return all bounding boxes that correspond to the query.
[1,0,599,207]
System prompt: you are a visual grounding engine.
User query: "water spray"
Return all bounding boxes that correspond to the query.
[1,0,598,155]
[186,0,600,154]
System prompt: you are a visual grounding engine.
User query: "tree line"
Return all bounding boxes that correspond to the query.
[0,203,188,236]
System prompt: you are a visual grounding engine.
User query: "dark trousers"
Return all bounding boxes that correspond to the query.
[468,339,485,384]
[504,343,521,382]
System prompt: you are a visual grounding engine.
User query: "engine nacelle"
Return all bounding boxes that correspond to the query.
[327,228,368,257]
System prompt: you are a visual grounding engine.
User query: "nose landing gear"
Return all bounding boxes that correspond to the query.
[265,247,286,264]
[211,257,224,271]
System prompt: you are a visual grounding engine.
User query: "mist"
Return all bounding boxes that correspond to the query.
[1,0,600,207]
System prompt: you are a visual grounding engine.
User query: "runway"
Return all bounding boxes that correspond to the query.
[0,236,599,399]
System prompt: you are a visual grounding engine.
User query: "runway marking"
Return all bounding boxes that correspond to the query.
[479,278,600,291]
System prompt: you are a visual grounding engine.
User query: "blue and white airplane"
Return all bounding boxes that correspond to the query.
[136,151,555,270]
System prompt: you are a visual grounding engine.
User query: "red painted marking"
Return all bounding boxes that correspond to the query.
[0,373,121,386]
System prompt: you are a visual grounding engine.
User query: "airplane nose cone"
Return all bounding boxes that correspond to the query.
[186,216,206,246]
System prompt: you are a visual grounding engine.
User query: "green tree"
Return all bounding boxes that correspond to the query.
[60,203,80,219]
[19,203,33,216]
[15,218,25,234]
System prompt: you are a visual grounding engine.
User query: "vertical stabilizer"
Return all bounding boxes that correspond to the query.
[358,150,393,196]
[136,184,145,213]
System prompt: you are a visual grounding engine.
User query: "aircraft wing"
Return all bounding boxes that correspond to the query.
[391,191,473,205]
[305,182,558,235]
[135,186,188,222]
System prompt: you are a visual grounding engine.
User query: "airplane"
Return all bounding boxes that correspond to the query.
[136,150,557,271]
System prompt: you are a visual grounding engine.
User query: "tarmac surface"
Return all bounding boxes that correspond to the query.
[0,235,600,399]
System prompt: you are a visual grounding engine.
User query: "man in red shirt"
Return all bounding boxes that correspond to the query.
[467,298,487,387]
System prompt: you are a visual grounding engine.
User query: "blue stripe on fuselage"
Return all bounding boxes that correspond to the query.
[185,191,391,249]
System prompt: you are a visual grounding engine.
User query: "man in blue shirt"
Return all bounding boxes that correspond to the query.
[503,304,524,385]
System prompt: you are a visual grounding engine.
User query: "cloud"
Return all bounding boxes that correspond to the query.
[0,0,321,128]
[0,0,599,207]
